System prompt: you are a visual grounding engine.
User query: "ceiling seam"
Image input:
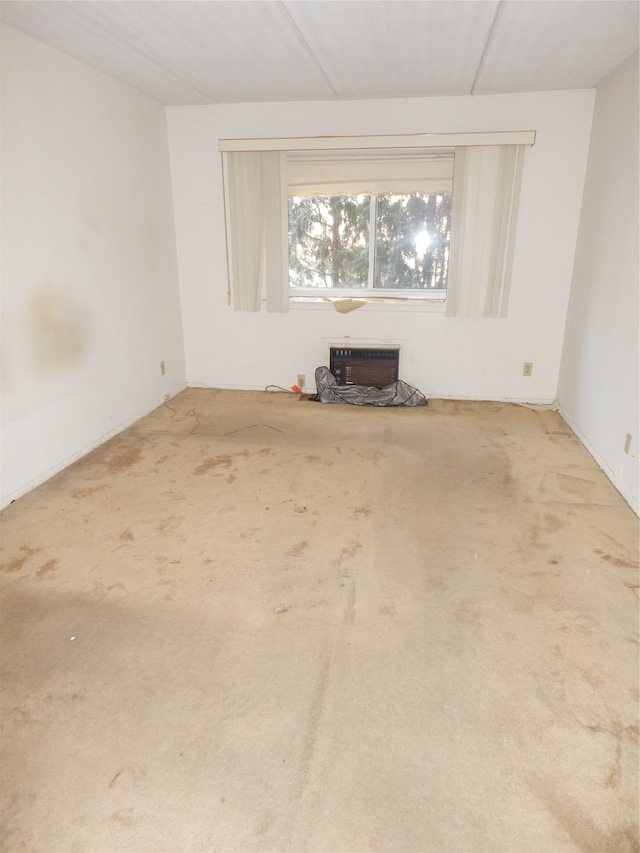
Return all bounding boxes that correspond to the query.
[64,1,217,104]
[280,1,341,100]
[470,0,504,96]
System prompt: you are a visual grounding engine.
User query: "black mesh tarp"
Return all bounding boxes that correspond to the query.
[313,366,427,407]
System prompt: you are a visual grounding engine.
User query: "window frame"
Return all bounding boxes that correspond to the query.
[287,188,452,301]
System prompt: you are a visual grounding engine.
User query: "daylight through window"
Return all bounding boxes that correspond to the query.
[289,191,452,293]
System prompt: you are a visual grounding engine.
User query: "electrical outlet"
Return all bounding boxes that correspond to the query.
[160,361,166,376]
[523,362,533,377]
[297,374,305,389]
[624,433,632,454]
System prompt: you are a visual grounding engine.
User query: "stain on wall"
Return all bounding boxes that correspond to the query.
[29,283,88,375]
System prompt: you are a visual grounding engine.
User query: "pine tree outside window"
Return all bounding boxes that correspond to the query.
[289,191,452,294]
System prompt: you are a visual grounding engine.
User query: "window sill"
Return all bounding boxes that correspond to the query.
[289,295,446,313]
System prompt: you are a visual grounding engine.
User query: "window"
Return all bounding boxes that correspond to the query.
[220,132,533,316]
[288,190,452,296]
[286,149,454,299]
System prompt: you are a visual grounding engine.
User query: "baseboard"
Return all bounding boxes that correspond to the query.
[1,382,188,510]
[187,383,559,407]
[558,406,639,516]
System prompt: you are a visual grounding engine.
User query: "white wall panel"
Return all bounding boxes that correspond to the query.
[558,52,639,513]
[1,24,186,507]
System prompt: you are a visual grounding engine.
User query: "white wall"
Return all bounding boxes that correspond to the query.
[1,25,186,507]
[167,90,594,403]
[558,52,639,514]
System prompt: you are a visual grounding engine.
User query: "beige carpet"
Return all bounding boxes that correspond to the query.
[1,388,638,853]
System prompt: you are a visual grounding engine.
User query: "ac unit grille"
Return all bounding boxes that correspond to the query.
[329,347,400,388]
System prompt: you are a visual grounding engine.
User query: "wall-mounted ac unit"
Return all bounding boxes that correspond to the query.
[329,347,400,388]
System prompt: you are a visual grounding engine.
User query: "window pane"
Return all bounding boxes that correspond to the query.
[374,192,452,290]
[289,195,370,289]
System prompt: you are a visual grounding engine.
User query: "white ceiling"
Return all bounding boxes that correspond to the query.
[1,0,638,105]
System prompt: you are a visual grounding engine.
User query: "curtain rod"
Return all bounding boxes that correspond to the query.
[219,130,536,153]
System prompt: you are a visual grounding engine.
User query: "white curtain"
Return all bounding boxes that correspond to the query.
[262,152,289,312]
[445,145,525,318]
[224,151,288,312]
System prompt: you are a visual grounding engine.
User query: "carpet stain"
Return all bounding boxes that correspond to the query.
[119,529,135,541]
[338,541,362,563]
[605,747,623,789]
[156,517,183,534]
[544,512,563,532]
[194,455,233,475]
[526,523,552,551]
[600,553,638,570]
[107,445,143,472]
[36,559,59,579]
[530,782,639,853]
[1,545,40,573]
[581,721,639,789]
[344,583,356,629]
[92,581,126,600]
[292,580,356,826]
[379,602,398,619]
[72,486,106,499]
[352,505,371,519]
[288,541,308,558]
